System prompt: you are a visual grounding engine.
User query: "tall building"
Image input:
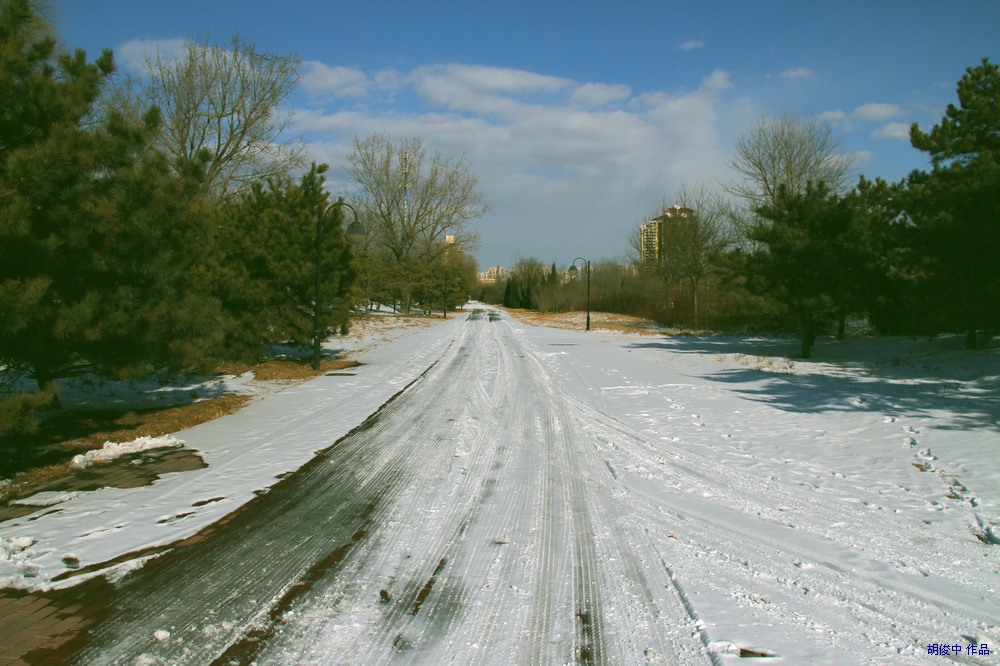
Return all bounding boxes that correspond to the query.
[640,205,693,265]
[478,266,507,284]
[640,220,662,265]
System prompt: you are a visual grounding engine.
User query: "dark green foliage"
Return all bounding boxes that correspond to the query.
[502,258,546,310]
[717,61,1000,345]
[0,389,54,436]
[848,177,926,336]
[910,59,1000,168]
[214,164,356,359]
[750,182,854,357]
[0,0,225,402]
[908,59,1000,348]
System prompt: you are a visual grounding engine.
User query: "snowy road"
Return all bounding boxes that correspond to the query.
[63,308,998,664]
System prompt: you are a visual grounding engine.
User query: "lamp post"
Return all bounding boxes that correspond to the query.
[568,257,591,332]
[442,235,456,319]
[443,268,450,319]
[313,198,366,370]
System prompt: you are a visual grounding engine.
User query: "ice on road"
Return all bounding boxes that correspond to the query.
[9,308,1000,664]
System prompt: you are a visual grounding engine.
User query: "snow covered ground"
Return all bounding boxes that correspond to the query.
[3,313,443,413]
[0,314,448,585]
[1,306,998,664]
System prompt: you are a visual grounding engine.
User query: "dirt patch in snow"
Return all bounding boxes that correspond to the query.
[499,307,698,336]
[0,312,441,508]
[0,448,208,521]
[216,357,361,382]
[0,359,360,505]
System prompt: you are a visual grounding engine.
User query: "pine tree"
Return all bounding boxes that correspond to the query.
[214,164,356,360]
[847,177,924,336]
[909,58,1000,348]
[0,0,224,407]
[751,182,853,358]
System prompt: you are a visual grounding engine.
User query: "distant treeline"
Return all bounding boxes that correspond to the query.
[479,59,1000,359]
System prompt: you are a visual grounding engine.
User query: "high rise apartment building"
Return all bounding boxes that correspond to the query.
[640,205,693,265]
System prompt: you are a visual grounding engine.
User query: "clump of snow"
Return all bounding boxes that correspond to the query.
[2,535,34,553]
[707,640,741,655]
[0,536,38,586]
[153,629,170,641]
[70,436,186,468]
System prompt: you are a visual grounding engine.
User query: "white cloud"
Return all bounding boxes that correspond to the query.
[701,69,732,92]
[851,150,873,166]
[871,122,911,141]
[852,103,901,121]
[410,64,573,115]
[116,38,188,72]
[779,67,816,79]
[301,62,369,98]
[295,63,736,266]
[570,82,631,107]
[816,109,847,122]
[680,40,705,51]
[373,68,405,94]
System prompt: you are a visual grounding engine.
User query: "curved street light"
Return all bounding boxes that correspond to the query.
[443,235,457,319]
[313,199,366,370]
[568,257,591,332]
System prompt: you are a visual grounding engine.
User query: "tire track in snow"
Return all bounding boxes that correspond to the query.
[252,312,715,664]
[68,327,480,665]
[555,384,997,660]
[522,345,606,664]
[73,311,720,665]
[516,332,714,664]
[254,315,538,664]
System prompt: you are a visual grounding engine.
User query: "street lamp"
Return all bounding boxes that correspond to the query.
[443,235,456,319]
[313,198,366,370]
[568,257,591,332]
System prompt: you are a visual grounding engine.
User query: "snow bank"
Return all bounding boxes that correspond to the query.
[69,435,186,468]
[0,316,454,591]
[0,535,38,586]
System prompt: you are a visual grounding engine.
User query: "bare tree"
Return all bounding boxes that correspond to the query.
[626,223,643,265]
[671,184,734,325]
[725,114,855,250]
[118,34,305,199]
[347,134,488,312]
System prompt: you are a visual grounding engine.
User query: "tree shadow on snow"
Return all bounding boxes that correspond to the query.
[626,334,1000,433]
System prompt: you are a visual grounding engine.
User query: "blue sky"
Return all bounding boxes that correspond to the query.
[52,1,1000,270]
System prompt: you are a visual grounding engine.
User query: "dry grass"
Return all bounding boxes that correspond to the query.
[217,358,360,382]
[499,307,678,336]
[0,358,360,504]
[0,313,443,506]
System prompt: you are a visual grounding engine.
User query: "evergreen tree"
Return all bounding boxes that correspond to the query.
[847,177,925,336]
[909,59,1000,348]
[0,0,223,406]
[750,182,853,358]
[214,164,356,359]
[502,258,546,310]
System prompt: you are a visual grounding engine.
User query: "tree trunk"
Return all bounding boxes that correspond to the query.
[837,306,846,340]
[32,361,62,409]
[690,277,700,327]
[800,310,814,359]
[966,327,978,350]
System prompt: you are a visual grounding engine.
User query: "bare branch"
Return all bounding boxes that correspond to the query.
[724,114,855,249]
[124,34,305,200]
